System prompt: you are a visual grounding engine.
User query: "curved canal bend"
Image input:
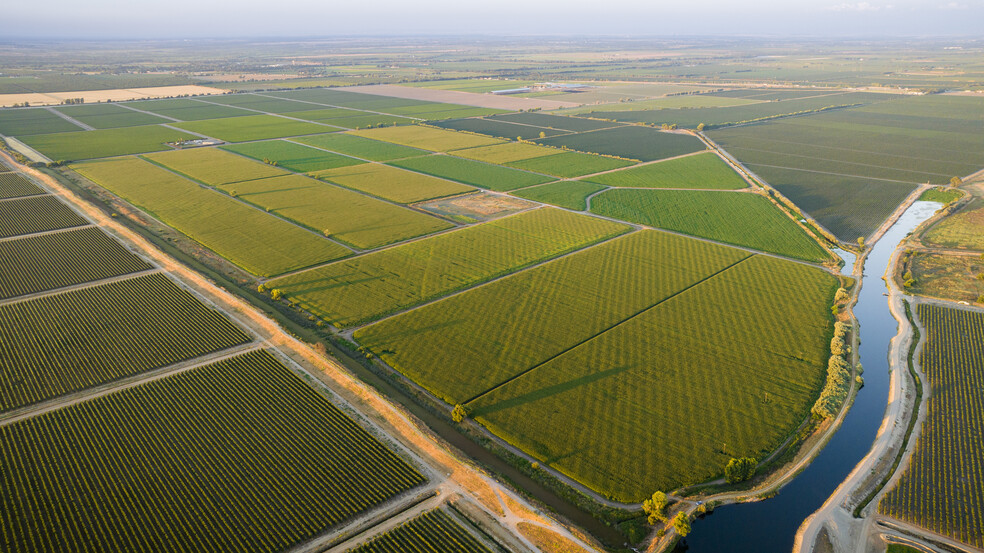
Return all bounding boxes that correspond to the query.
[674,201,942,552]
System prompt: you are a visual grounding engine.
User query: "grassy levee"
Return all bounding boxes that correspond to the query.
[308,163,474,204]
[1,349,427,553]
[268,208,630,328]
[470,255,838,500]
[0,195,89,238]
[19,125,198,161]
[212,173,453,249]
[0,273,250,412]
[54,103,170,129]
[389,154,555,191]
[171,114,333,142]
[144,147,288,186]
[354,230,751,404]
[879,305,984,548]
[294,133,431,161]
[72,157,351,276]
[590,189,832,263]
[513,181,607,211]
[535,126,705,162]
[0,227,152,300]
[584,151,748,190]
[221,140,366,173]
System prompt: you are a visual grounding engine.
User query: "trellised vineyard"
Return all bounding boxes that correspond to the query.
[1,349,427,553]
[879,304,984,547]
[0,226,152,300]
[0,172,43,200]
[0,273,251,412]
[0,195,88,238]
[348,509,494,553]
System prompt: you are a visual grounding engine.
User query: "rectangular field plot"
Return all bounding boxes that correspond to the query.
[431,117,568,141]
[448,142,561,164]
[489,112,621,132]
[124,98,254,121]
[222,140,366,173]
[172,115,333,142]
[19,125,198,161]
[512,181,606,210]
[0,227,152,300]
[584,152,748,190]
[295,133,431,161]
[215,173,453,249]
[0,273,250,412]
[283,110,415,129]
[505,151,636,178]
[924,197,984,250]
[536,126,706,162]
[351,125,505,151]
[880,305,984,548]
[0,172,44,199]
[310,163,473,204]
[0,195,88,238]
[195,94,329,113]
[355,230,751,404]
[269,208,629,327]
[145,147,287,186]
[470,255,837,500]
[54,103,170,129]
[72,158,351,276]
[390,155,554,192]
[1,349,427,553]
[0,108,84,136]
[590,189,831,262]
[349,510,493,553]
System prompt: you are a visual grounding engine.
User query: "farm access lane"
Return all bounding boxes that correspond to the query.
[0,148,605,553]
[873,516,984,553]
[43,107,92,131]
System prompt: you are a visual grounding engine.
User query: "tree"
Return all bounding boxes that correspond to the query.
[724,457,757,484]
[643,491,668,524]
[950,176,962,187]
[270,288,283,301]
[672,512,691,537]
[257,284,267,293]
[857,236,865,248]
[835,288,849,303]
[451,404,468,423]
[539,131,546,138]
[696,123,706,131]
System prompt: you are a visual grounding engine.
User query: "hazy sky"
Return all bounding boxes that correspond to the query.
[2,0,982,38]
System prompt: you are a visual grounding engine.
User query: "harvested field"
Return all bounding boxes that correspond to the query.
[310,163,473,204]
[0,195,88,238]
[0,273,250,412]
[0,227,152,300]
[0,84,226,108]
[416,192,536,223]
[390,154,554,192]
[585,152,748,190]
[268,208,629,327]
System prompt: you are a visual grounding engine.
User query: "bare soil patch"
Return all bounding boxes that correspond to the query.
[416,192,536,223]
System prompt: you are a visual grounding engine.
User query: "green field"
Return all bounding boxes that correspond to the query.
[536,126,706,162]
[390,154,555,191]
[490,112,621,132]
[0,227,152,300]
[72,157,351,276]
[282,107,416,127]
[0,108,83,136]
[214,173,454,249]
[432,117,569,140]
[144,147,287,186]
[195,94,328,114]
[471,255,837,499]
[0,273,250,412]
[19,125,198,161]
[309,163,474,204]
[54,104,170,129]
[449,142,561,164]
[505,151,636,178]
[172,115,333,142]
[584,152,748,190]
[295,132,431,161]
[123,98,253,121]
[221,140,366,173]
[1,349,426,553]
[590,189,831,262]
[268,208,629,327]
[0,195,88,238]
[349,510,493,553]
[512,181,607,210]
[880,305,984,548]
[923,198,984,250]
[0,172,43,199]
[352,125,505,151]
[918,187,963,205]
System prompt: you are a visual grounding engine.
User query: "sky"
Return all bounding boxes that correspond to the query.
[1,0,982,38]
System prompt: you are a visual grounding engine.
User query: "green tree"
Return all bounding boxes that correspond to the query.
[950,176,962,187]
[672,512,691,537]
[270,288,283,301]
[857,236,865,248]
[696,123,706,131]
[257,284,267,293]
[724,457,757,484]
[539,131,546,139]
[451,404,468,423]
[643,491,668,524]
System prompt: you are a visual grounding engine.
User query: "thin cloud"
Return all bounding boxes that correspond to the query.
[827,2,889,10]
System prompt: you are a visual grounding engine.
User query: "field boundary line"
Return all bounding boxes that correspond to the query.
[316,494,446,553]
[341,226,637,336]
[0,267,160,307]
[255,91,428,121]
[461,255,754,406]
[114,101,183,122]
[186,96,354,129]
[0,342,262,426]
[0,222,94,242]
[725,145,954,180]
[742,162,924,185]
[0,192,50,203]
[44,106,93,131]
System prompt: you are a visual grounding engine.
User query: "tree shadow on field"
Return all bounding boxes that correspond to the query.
[471,364,632,417]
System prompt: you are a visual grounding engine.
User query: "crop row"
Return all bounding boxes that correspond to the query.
[348,509,493,553]
[1,349,426,553]
[880,305,984,548]
[0,172,43,200]
[0,195,88,239]
[0,273,251,412]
